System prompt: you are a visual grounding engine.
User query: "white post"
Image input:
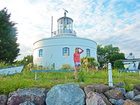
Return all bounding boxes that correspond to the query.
[35,72,37,80]
[108,63,113,87]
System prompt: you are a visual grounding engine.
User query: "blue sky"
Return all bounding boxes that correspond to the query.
[0,0,140,59]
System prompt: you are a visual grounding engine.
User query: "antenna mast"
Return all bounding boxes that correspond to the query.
[51,16,53,37]
[63,9,68,17]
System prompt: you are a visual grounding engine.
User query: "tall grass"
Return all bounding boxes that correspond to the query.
[0,65,140,94]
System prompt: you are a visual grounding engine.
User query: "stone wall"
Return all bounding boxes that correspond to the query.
[0,83,140,105]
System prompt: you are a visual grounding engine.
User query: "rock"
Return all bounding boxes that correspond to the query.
[100,93,112,105]
[7,88,46,105]
[0,95,7,105]
[19,101,35,105]
[135,101,140,105]
[125,91,135,99]
[133,95,140,102]
[104,89,124,100]
[134,84,140,91]
[86,91,106,105]
[109,99,124,105]
[84,85,95,95]
[135,102,140,105]
[109,99,117,105]
[46,84,85,105]
[134,89,140,96]
[84,84,109,94]
[84,85,111,105]
[93,84,110,93]
[115,82,125,88]
[115,88,126,95]
[116,99,124,105]
[124,99,138,105]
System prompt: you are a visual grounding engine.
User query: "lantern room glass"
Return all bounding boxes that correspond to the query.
[58,17,73,34]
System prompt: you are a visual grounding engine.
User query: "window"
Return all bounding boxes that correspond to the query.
[63,47,70,56]
[138,62,140,69]
[86,49,90,57]
[39,49,43,57]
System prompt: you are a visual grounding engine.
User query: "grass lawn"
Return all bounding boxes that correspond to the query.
[0,66,140,94]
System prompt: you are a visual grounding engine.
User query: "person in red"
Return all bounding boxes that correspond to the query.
[73,47,84,79]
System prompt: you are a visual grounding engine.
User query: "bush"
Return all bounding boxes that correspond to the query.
[61,64,72,70]
[81,57,99,71]
[0,61,10,69]
[31,64,48,70]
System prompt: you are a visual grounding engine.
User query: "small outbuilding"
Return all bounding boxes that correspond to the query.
[122,53,140,71]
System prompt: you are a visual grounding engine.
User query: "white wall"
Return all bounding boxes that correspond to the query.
[33,36,97,69]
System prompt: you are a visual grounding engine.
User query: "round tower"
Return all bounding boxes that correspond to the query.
[33,11,97,69]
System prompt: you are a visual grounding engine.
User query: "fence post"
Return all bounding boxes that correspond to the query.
[108,63,113,87]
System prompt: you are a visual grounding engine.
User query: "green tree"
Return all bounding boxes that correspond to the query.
[97,45,107,68]
[0,8,19,63]
[97,44,125,68]
[114,60,124,69]
[16,55,33,65]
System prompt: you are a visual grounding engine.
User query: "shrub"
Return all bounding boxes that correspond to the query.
[61,64,72,70]
[81,57,99,71]
[31,64,48,70]
[0,61,10,69]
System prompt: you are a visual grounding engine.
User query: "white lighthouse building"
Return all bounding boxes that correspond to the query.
[33,11,97,69]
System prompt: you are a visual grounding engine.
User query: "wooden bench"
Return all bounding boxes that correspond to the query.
[31,70,74,80]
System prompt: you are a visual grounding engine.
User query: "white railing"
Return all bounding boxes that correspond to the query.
[52,30,76,37]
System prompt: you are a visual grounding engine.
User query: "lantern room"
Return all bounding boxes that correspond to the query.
[57,10,76,36]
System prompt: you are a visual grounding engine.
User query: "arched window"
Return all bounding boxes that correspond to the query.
[86,49,90,57]
[63,47,70,56]
[39,49,43,57]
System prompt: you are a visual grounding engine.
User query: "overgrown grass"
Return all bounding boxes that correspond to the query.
[0,66,140,94]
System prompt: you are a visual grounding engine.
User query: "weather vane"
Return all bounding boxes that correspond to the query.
[63,8,68,17]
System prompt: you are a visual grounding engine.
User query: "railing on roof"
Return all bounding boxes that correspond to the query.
[52,30,76,37]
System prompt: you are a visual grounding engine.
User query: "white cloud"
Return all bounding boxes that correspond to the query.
[0,0,140,59]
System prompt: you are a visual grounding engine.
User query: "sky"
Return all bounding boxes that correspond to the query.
[0,0,140,59]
